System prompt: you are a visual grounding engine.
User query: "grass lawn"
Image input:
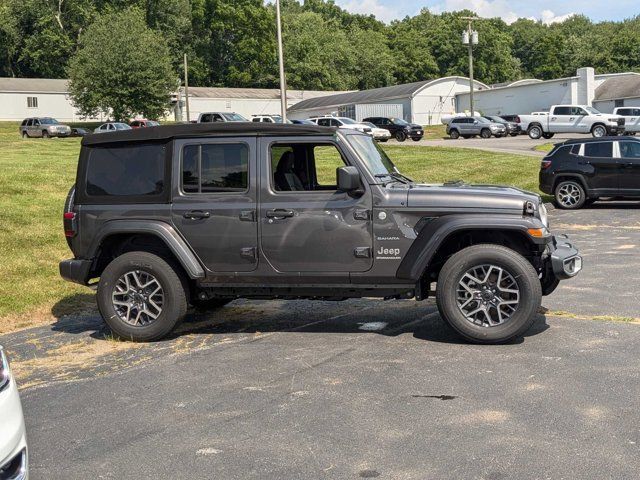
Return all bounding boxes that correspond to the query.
[0,121,542,333]
[534,143,555,152]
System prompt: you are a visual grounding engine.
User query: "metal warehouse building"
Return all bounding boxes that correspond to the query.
[287,77,488,125]
[175,87,346,122]
[455,68,640,116]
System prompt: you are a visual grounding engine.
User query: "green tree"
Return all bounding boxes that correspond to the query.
[67,7,176,120]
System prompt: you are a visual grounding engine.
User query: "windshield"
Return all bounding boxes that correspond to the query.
[270,116,283,123]
[476,117,491,124]
[487,116,504,122]
[147,121,160,126]
[40,118,59,125]
[347,134,397,177]
[585,107,601,115]
[391,118,409,126]
[222,113,248,122]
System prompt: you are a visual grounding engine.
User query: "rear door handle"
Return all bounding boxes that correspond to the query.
[183,210,210,220]
[266,209,295,219]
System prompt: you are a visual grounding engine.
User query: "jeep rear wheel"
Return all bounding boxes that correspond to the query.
[97,251,188,341]
[436,244,541,344]
[554,180,586,209]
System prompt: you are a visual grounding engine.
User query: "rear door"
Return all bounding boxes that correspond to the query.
[171,137,258,273]
[582,141,618,193]
[618,141,640,194]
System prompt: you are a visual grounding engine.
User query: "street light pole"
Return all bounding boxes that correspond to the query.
[275,0,287,122]
[183,53,190,122]
[462,17,480,117]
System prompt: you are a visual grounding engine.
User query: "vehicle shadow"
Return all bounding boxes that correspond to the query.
[49,297,549,346]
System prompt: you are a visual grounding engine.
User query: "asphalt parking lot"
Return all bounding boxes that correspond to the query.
[391,133,592,157]
[3,204,640,479]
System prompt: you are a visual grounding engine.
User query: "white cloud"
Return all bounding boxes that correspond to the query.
[540,9,575,24]
[335,0,401,23]
[432,0,574,24]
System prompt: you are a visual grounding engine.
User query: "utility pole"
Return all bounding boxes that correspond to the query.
[275,0,287,122]
[183,53,190,122]
[461,17,480,117]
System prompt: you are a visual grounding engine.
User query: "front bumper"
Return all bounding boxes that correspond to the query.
[548,235,582,279]
[59,258,93,285]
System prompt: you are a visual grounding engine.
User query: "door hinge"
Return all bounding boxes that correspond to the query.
[239,210,256,222]
[240,247,257,261]
[354,209,371,221]
[354,247,371,258]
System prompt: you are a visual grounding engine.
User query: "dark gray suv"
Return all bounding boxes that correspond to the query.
[60,123,581,343]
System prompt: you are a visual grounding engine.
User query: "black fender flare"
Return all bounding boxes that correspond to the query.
[88,220,205,279]
[396,215,549,281]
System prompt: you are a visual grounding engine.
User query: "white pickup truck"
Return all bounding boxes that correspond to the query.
[613,107,640,134]
[520,105,625,139]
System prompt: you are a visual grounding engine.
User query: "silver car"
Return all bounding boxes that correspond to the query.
[94,123,133,133]
[19,117,71,138]
[447,116,506,139]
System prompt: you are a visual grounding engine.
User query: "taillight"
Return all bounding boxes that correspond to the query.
[541,160,552,169]
[515,116,521,124]
[64,211,77,237]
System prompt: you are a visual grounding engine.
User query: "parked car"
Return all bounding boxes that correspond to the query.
[60,122,580,344]
[362,117,424,142]
[308,116,372,135]
[362,122,392,142]
[19,117,71,138]
[70,127,91,137]
[0,346,28,479]
[94,123,132,133]
[446,117,506,139]
[539,136,640,209]
[252,115,287,123]
[613,107,640,135]
[520,105,625,139]
[130,120,160,129]
[197,112,248,123]
[482,115,521,136]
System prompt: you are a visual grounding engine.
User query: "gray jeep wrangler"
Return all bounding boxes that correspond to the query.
[60,123,581,343]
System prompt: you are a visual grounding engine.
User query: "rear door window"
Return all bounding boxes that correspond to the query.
[553,107,571,115]
[181,143,248,193]
[85,143,166,198]
[584,142,613,158]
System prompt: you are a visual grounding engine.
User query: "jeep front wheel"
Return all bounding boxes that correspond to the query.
[97,251,188,341]
[435,244,541,344]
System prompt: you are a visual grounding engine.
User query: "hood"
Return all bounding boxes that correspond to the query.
[406,181,540,212]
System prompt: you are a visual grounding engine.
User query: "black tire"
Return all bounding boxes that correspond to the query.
[411,137,421,142]
[395,131,407,142]
[554,180,586,210]
[96,251,188,341]
[449,129,460,139]
[42,130,49,138]
[435,244,542,344]
[193,298,232,311]
[528,124,543,140]
[480,128,491,139]
[542,132,555,139]
[591,124,607,138]
[21,131,28,138]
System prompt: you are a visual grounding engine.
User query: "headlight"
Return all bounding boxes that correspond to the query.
[539,202,549,228]
[0,346,11,391]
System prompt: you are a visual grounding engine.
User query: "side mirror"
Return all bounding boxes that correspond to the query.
[474,120,479,124]
[337,166,361,192]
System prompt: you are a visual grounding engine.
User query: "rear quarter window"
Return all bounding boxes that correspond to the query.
[82,143,169,203]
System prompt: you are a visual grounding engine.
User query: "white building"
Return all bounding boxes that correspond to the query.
[287,77,489,125]
[175,87,347,122]
[0,77,344,122]
[0,78,105,122]
[455,68,640,116]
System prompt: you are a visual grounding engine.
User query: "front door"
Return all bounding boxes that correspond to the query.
[619,140,640,194]
[171,138,258,273]
[582,141,618,192]
[549,106,572,133]
[259,138,373,273]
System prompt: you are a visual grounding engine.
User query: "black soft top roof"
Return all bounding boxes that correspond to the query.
[81,122,336,146]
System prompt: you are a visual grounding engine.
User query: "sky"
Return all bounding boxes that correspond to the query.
[334,0,640,24]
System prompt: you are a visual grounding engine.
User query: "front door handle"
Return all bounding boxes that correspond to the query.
[183,210,210,220]
[266,209,295,219]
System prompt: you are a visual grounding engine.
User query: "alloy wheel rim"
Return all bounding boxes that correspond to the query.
[594,126,605,137]
[558,183,581,207]
[456,264,520,327]
[112,270,164,326]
